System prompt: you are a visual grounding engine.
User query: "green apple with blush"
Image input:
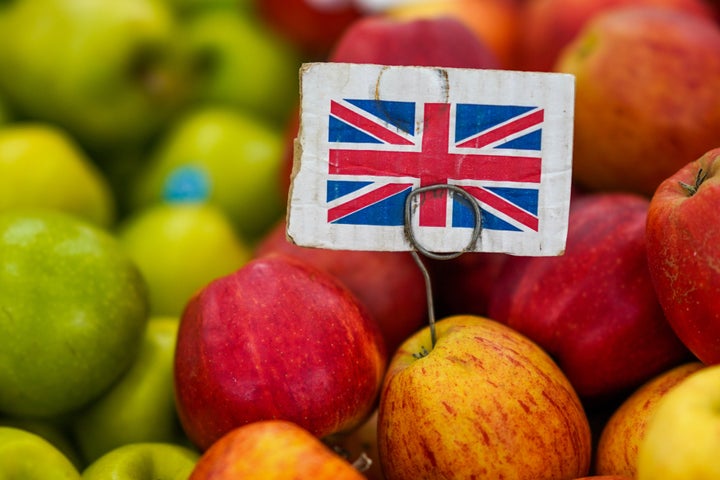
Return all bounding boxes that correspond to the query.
[81,443,199,480]
[71,316,188,464]
[0,426,80,479]
[0,209,149,419]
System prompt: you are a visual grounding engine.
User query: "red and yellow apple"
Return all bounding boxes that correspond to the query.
[174,254,387,451]
[517,0,715,72]
[189,420,364,479]
[595,362,704,477]
[488,193,691,399]
[645,148,720,364]
[555,6,720,197]
[378,315,592,479]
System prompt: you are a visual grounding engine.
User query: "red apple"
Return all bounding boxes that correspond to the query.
[329,14,500,69]
[555,7,720,197]
[378,315,592,479]
[174,254,387,451]
[517,0,715,72]
[645,148,720,365]
[255,0,363,58]
[488,193,691,399]
[255,219,427,355]
[189,420,365,479]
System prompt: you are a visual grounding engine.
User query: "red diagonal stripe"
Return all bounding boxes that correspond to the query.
[327,183,412,223]
[457,109,544,149]
[463,185,539,231]
[330,101,415,146]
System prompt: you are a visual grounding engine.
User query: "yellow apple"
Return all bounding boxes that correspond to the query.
[378,315,592,479]
[636,364,720,479]
[117,202,251,317]
[0,123,114,227]
[595,362,704,477]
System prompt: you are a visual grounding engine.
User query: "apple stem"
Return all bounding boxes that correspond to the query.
[351,452,373,472]
[679,168,708,196]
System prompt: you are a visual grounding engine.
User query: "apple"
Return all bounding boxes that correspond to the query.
[254,218,427,355]
[0,209,149,418]
[71,316,188,464]
[572,477,633,480]
[179,7,302,126]
[255,0,363,58]
[188,420,365,479]
[81,443,199,480]
[488,193,691,400]
[0,0,192,152]
[594,362,704,477]
[0,123,115,228]
[329,14,500,69]
[517,0,716,72]
[555,6,720,197]
[0,426,80,479]
[378,315,592,479]
[174,254,387,451]
[131,106,286,242]
[0,417,82,470]
[117,202,251,317]
[0,94,10,124]
[636,364,720,479]
[383,0,522,69]
[645,148,720,365]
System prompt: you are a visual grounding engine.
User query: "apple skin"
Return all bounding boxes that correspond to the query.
[378,315,592,479]
[0,426,80,479]
[254,218,426,355]
[81,443,199,480]
[189,420,365,480]
[488,193,691,400]
[330,15,500,69]
[594,362,704,477]
[0,209,149,418]
[636,364,720,479]
[0,123,115,228]
[645,148,720,365]
[517,0,716,72]
[174,254,387,451]
[256,0,362,58]
[555,7,720,197]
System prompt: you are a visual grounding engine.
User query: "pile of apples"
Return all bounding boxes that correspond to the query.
[0,0,719,478]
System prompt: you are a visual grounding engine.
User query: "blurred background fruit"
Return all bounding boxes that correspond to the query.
[0,124,115,228]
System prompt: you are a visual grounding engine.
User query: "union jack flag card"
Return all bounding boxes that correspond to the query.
[287,63,575,256]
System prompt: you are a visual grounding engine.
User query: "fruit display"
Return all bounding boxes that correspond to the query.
[0,0,718,477]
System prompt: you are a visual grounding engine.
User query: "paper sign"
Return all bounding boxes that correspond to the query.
[287,62,574,256]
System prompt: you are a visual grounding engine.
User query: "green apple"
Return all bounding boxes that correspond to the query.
[116,202,251,316]
[0,0,192,152]
[131,107,286,241]
[167,0,253,17]
[0,94,10,124]
[72,316,187,464]
[0,426,80,479]
[0,123,115,227]
[180,7,301,125]
[81,443,199,480]
[0,209,149,418]
[636,364,720,479]
[0,417,83,470]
